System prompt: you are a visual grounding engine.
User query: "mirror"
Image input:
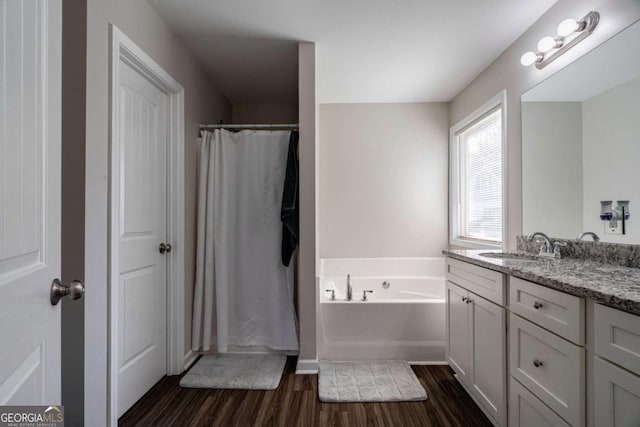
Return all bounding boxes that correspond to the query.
[521,19,640,244]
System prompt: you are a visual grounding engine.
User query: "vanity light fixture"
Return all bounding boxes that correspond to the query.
[520,11,599,69]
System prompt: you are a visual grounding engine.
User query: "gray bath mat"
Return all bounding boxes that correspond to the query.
[318,360,427,402]
[179,353,286,390]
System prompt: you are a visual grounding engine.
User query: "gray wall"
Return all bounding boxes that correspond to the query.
[522,102,583,238]
[583,75,640,243]
[61,0,87,426]
[83,0,231,424]
[319,102,449,258]
[231,103,298,124]
[449,0,640,249]
[297,42,317,364]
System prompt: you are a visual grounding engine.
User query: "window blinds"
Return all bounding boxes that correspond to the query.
[459,109,502,243]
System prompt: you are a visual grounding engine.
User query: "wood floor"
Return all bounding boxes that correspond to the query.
[119,357,492,427]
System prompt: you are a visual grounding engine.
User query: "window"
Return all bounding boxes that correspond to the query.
[450,91,506,248]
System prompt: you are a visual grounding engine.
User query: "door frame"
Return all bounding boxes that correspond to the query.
[108,25,185,423]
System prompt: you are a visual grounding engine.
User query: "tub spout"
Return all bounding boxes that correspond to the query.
[347,274,353,301]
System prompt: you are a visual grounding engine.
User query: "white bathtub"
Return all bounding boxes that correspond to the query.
[317,258,446,363]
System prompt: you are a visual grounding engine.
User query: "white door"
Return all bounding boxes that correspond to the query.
[470,293,506,425]
[0,0,63,405]
[115,58,168,417]
[446,281,470,382]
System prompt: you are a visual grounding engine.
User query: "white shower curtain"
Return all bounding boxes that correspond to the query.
[191,129,299,353]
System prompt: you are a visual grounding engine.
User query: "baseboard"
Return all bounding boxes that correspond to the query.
[295,358,319,374]
[183,351,199,372]
[408,360,448,365]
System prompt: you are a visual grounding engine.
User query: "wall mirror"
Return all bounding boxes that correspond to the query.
[521,19,640,244]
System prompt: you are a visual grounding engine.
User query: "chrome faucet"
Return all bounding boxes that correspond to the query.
[577,231,600,242]
[346,274,353,301]
[527,232,555,257]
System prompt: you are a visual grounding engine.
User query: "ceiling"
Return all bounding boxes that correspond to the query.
[150,0,557,105]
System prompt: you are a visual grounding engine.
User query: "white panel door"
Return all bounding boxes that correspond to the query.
[0,0,62,405]
[446,281,470,383]
[470,293,506,426]
[116,60,168,417]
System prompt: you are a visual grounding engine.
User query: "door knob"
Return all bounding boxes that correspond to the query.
[159,243,172,254]
[50,278,84,306]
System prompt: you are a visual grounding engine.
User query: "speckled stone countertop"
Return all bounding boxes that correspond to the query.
[442,249,640,316]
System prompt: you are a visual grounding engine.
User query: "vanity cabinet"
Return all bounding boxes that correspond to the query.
[445,254,640,427]
[593,303,640,426]
[446,260,507,426]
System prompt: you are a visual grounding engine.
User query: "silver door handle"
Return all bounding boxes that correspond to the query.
[50,278,84,305]
[159,242,172,254]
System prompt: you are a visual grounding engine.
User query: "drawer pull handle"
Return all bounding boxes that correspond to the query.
[533,301,544,310]
[533,359,544,368]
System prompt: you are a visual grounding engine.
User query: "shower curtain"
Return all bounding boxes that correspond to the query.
[191,129,299,353]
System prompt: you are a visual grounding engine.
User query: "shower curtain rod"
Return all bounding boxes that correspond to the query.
[199,123,299,130]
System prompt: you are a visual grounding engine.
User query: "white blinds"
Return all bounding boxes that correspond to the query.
[458,109,502,243]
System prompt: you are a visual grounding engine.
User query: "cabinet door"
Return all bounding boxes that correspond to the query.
[446,281,470,383]
[470,293,506,426]
[594,356,640,427]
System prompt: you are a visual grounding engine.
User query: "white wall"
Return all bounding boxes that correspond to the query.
[84,0,231,424]
[522,102,583,238]
[582,75,640,243]
[319,103,448,258]
[450,0,640,249]
[231,103,298,124]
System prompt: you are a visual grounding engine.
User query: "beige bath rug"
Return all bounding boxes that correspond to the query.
[179,353,286,390]
[318,360,427,402]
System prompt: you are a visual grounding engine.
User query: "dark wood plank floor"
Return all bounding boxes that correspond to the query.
[119,357,492,427]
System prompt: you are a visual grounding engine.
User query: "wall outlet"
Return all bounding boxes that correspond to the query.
[604,220,623,235]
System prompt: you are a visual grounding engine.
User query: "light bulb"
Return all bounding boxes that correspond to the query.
[557,18,578,37]
[537,36,558,53]
[520,51,539,67]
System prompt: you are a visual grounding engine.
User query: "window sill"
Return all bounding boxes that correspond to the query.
[449,237,503,250]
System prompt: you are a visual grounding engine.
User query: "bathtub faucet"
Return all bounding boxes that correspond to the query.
[346,274,353,301]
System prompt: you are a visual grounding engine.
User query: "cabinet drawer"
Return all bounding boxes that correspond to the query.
[446,258,505,305]
[509,377,570,427]
[510,277,584,345]
[594,356,640,427]
[594,303,640,374]
[510,314,584,427]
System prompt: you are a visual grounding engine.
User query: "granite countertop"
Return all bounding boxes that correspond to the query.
[442,249,640,316]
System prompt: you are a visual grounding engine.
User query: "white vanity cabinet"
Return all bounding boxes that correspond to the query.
[445,255,640,427]
[593,303,640,426]
[446,259,507,426]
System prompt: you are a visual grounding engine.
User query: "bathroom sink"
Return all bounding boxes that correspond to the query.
[478,252,541,262]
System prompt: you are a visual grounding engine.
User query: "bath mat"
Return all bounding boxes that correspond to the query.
[179,353,286,390]
[318,360,427,402]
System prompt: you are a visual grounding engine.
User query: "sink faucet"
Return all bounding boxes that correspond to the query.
[527,232,555,256]
[346,274,353,301]
[577,231,600,242]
